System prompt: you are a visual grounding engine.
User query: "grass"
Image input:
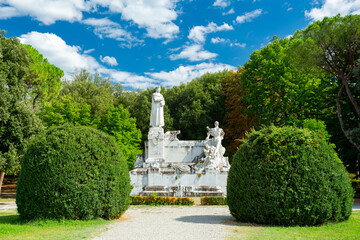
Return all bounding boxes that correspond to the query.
[0,198,15,202]
[0,210,109,240]
[231,211,360,240]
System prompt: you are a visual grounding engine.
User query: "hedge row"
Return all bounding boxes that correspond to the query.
[130,196,194,206]
[200,197,227,205]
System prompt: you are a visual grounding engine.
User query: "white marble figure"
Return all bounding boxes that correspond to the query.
[206,121,226,158]
[150,86,165,128]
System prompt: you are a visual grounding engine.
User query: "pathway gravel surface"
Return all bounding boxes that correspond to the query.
[91,206,238,240]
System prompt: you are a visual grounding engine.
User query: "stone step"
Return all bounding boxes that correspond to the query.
[185,191,224,197]
[143,186,167,191]
[193,186,220,191]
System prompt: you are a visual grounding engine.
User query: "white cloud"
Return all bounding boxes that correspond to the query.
[18,31,100,74]
[147,62,236,87]
[235,9,263,24]
[222,8,235,15]
[211,37,246,47]
[211,37,227,44]
[305,0,360,21]
[16,31,234,90]
[231,42,246,47]
[82,17,117,26]
[83,17,143,48]
[0,0,180,40]
[169,45,218,62]
[93,0,180,39]
[0,6,22,19]
[213,0,230,8]
[0,0,88,24]
[188,22,233,43]
[99,68,157,89]
[83,48,95,54]
[100,56,118,66]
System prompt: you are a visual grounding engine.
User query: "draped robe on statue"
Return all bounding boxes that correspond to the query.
[150,92,165,127]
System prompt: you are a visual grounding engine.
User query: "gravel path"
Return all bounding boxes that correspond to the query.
[92,206,237,240]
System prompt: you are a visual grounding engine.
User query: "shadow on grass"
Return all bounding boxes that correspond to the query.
[175,215,299,228]
[0,214,25,225]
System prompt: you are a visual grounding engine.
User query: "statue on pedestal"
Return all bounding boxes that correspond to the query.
[150,86,165,128]
[206,121,226,158]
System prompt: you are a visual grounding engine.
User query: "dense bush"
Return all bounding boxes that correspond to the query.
[227,125,354,226]
[200,196,227,205]
[16,125,132,220]
[130,196,194,206]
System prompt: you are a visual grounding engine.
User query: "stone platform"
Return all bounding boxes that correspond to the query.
[130,167,228,197]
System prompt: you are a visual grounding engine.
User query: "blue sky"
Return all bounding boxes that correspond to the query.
[1,0,360,89]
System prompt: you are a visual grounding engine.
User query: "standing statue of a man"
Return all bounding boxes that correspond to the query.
[150,86,165,127]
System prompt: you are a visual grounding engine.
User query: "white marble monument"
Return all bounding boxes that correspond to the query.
[130,86,230,197]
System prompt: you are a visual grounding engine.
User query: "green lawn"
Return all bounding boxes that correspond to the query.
[0,210,108,240]
[233,211,360,240]
[0,198,15,202]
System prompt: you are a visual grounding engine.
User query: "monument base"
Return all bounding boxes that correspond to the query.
[130,167,228,197]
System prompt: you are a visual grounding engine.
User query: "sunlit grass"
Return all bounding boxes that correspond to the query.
[233,211,360,240]
[0,210,108,240]
[0,198,15,202]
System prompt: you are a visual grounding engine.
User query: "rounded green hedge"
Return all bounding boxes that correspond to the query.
[227,125,354,226]
[16,125,132,220]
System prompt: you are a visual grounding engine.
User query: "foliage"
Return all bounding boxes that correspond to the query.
[23,45,63,108]
[200,196,227,205]
[0,32,43,174]
[99,105,142,169]
[41,94,96,127]
[60,69,116,118]
[302,119,331,143]
[227,125,354,226]
[222,68,255,155]
[130,196,194,206]
[41,70,142,168]
[0,210,107,240]
[165,70,230,140]
[289,14,360,152]
[241,38,334,127]
[16,125,132,220]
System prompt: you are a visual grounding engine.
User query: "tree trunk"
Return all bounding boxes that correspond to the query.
[0,171,5,196]
[336,84,360,152]
[357,153,360,180]
[341,76,360,118]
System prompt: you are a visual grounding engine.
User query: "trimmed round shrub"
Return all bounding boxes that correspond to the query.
[227,125,354,226]
[16,125,132,220]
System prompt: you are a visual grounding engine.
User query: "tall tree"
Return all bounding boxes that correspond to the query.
[222,68,255,156]
[289,14,360,151]
[99,105,142,169]
[0,32,43,194]
[60,69,116,118]
[165,70,230,140]
[23,45,63,108]
[41,70,142,168]
[241,38,334,127]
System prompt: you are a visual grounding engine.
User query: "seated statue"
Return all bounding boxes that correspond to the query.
[206,121,226,158]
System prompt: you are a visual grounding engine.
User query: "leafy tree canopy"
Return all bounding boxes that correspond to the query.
[164,70,230,140]
[0,31,43,174]
[241,38,335,127]
[289,14,360,151]
[23,45,63,108]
